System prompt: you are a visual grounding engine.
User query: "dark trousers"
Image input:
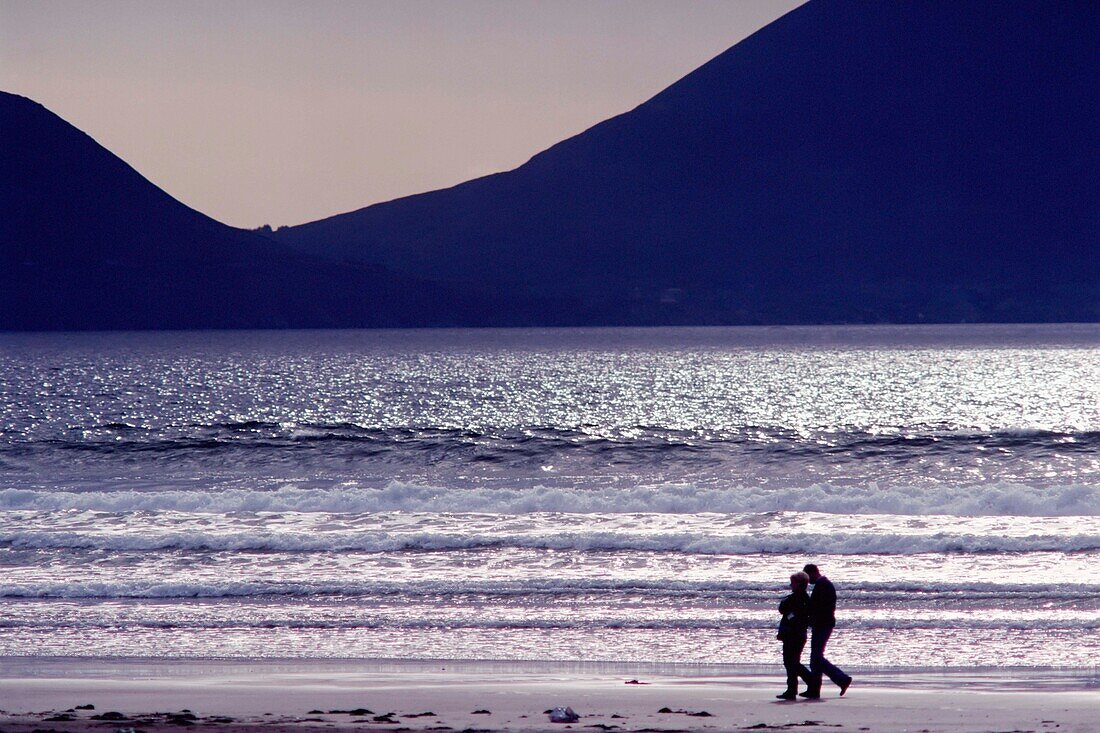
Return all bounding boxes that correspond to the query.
[781,635,813,693]
[808,625,849,689]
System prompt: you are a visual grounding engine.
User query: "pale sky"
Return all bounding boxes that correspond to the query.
[1,0,802,228]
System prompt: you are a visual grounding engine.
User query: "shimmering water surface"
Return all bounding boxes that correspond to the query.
[1,325,1097,667]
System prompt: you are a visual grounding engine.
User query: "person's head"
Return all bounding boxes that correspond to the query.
[803,564,821,583]
[789,571,809,591]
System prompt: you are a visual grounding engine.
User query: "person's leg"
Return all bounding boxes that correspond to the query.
[809,625,852,690]
[780,637,805,697]
[824,656,850,687]
[797,649,814,687]
[804,626,827,695]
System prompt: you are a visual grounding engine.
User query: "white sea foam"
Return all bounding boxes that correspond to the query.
[1,481,1097,516]
[1,577,1096,599]
[2,527,1098,554]
[0,615,1095,631]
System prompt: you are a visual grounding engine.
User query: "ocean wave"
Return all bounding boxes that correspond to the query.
[4,425,1100,478]
[1,577,1097,599]
[1,482,1097,516]
[1,616,1095,632]
[2,527,1098,554]
[14,423,1100,451]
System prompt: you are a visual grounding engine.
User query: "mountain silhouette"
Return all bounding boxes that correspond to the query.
[0,91,512,330]
[277,0,1099,325]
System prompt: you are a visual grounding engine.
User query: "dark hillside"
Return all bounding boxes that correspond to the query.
[278,1,1099,324]
[0,92,505,330]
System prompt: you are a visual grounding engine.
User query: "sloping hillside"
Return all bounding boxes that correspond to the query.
[0,92,506,330]
[277,1,1099,324]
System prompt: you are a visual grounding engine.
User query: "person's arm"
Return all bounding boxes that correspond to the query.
[796,592,811,630]
[824,581,837,617]
[807,585,821,622]
[777,594,792,639]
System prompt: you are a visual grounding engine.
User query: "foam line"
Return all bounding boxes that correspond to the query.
[2,527,1098,555]
[1,481,1097,516]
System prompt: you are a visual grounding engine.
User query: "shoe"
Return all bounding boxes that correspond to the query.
[775,692,797,700]
[838,677,852,697]
[798,689,820,699]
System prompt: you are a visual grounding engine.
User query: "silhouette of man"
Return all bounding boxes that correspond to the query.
[801,563,852,698]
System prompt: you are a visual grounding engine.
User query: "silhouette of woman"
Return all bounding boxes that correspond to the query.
[776,571,813,700]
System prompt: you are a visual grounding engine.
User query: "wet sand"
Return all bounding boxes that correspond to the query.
[1,658,1096,733]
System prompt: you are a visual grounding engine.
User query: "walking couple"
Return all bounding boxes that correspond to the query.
[776,563,853,700]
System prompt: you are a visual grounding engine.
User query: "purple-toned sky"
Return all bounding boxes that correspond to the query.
[1,0,802,228]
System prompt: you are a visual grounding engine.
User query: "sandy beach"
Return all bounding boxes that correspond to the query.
[5,0,1100,726]
[1,659,1096,733]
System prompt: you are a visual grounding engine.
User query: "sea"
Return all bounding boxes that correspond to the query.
[0,325,1097,671]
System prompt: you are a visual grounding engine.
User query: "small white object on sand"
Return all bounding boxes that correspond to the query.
[548,706,579,723]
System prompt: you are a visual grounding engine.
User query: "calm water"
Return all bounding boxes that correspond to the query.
[1,325,1097,668]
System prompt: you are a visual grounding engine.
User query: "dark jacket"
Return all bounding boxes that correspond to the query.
[777,589,810,640]
[808,576,837,628]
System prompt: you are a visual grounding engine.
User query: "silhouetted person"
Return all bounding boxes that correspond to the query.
[801,563,852,698]
[776,571,814,700]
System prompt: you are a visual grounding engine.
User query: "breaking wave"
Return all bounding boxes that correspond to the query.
[2,577,1097,599]
[1,481,1097,516]
[2,528,1097,554]
[1,616,1096,632]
